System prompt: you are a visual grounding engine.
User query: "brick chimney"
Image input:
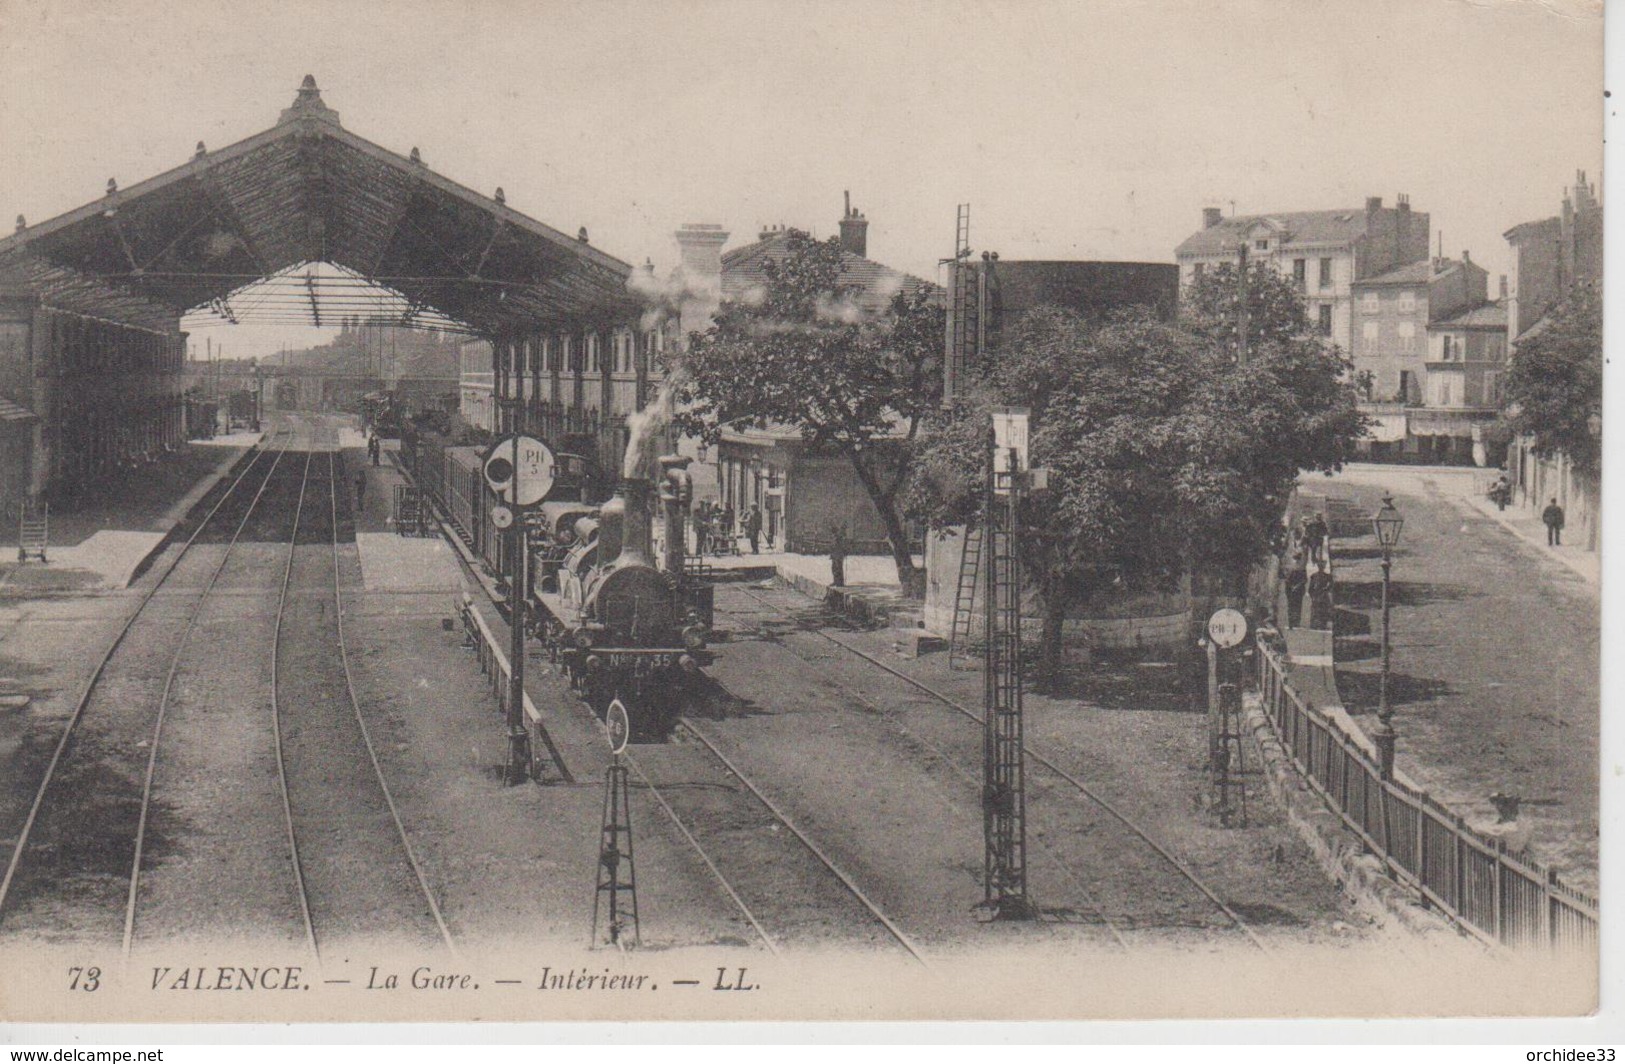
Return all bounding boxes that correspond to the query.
[1202,207,1223,229]
[1499,274,1508,300]
[1366,195,1383,213]
[838,191,868,258]
[674,223,730,339]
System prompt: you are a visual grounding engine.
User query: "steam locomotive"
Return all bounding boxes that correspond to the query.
[531,455,713,741]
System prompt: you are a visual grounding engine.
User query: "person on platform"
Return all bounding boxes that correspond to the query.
[368,434,381,466]
[1307,562,1333,631]
[720,505,737,554]
[1302,512,1329,565]
[1543,498,1565,546]
[354,468,368,513]
[745,505,763,555]
[1283,549,1309,628]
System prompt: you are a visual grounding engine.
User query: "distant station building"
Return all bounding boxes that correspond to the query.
[0,77,637,509]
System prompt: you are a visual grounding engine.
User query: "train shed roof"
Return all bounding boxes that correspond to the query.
[0,77,637,336]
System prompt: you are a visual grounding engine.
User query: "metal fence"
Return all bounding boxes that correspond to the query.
[1255,639,1597,951]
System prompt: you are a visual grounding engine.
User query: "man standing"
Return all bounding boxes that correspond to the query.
[829,527,848,588]
[355,468,368,514]
[745,505,763,555]
[1307,562,1333,631]
[1542,498,1565,546]
[1303,512,1329,566]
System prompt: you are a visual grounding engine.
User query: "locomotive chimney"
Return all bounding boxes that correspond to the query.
[597,491,624,565]
[614,478,655,568]
[659,455,693,576]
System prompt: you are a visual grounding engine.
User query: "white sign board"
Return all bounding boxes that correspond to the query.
[605,698,631,756]
[991,407,1029,491]
[1207,607,1249,649]
[484,436,556,507]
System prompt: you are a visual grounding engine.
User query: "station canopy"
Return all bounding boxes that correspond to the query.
[0,77,638,336]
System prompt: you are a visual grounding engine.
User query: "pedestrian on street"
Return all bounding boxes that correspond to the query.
[354,468,368,513]
[1307,562,1333,631]
[721,505,736,553]
[1491,474,1511,511]
[1543,498,1565,546]
[1303,512,1329,565]
[1283,549,1309,629]
[745,505,763,555]
[368,434,381,467]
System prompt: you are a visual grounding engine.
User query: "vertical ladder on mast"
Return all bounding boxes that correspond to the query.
[981,449,1032,920]
[948,524,983,670]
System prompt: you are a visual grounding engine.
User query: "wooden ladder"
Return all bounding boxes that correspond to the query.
[17,499,47,563]
[948,523,983,670]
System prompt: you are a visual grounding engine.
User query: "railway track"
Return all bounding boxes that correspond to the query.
[271,448,455,959]
[0,432,294,942]
[716,582,1271,953]
[623,722,927,962]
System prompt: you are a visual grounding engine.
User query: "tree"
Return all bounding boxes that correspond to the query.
[671,230,943,585]
[908,280,1364,685]
[1503,283,1602,482]
[1182,259,1312,353]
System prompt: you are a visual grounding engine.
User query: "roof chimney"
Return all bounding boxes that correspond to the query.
[1397,193,1410,212]
[838,191,868,258]
[1462,250,1470,263]
[674,223,730,339]
[1202,207,1223,229]
[1366,196,1383,213]
[1499,274,1508,300]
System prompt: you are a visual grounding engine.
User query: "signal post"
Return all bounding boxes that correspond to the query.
[483,433,557,785]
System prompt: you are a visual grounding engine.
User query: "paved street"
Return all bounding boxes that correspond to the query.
[1313,465,1599,894]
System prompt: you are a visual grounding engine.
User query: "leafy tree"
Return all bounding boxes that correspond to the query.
[671,230,943,584]
[1182,259,1311,353]
[909,283,1363,684]
[1504,283,1602,481]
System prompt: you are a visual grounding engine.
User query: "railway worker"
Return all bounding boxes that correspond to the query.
[745,505,763,555]
[355,468,368,513]
[1283,548,1308,629]
[1307,561,1333,631]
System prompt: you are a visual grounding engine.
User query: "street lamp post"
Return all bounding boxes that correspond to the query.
[1370,493,1404,779]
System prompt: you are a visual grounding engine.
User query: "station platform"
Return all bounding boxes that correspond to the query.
[0,437,259,592]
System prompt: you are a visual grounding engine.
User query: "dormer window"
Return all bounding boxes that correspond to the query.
[1255,239,1269,251]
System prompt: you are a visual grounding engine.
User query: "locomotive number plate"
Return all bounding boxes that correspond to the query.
[601,651,679,669]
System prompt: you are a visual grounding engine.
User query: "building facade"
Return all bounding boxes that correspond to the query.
[1502,171,1603,550]
[1175,196,1430,356]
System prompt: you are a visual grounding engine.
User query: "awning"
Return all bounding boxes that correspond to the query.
[1364,413,1408,443]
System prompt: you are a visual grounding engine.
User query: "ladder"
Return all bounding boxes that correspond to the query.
[948,523,983,670]
[17,499,47,563]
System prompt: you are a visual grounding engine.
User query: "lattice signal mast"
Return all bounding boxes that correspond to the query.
[979,414,1035,921]
[941,205,1034,920]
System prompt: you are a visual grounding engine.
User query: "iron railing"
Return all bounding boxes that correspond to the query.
[1255,638,1597,951]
